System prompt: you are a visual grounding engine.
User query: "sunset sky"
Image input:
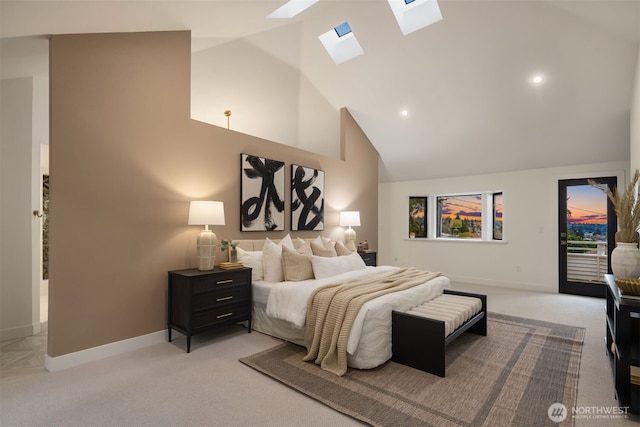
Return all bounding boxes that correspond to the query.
[566,184,607,225]
[438,195,482,221]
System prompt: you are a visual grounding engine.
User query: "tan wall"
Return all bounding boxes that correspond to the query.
[48,31,379,357]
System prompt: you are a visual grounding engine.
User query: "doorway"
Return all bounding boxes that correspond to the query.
[40,173,49,323]
[558,177,617,297]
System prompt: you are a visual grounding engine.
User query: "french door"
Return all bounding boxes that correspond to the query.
[558,177,617,297]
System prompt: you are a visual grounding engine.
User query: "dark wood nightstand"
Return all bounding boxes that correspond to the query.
[359,251,377,266]
[168,267,252,353]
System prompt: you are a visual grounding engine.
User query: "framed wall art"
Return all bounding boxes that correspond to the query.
[240,153,285,231]
[291,164,324,231]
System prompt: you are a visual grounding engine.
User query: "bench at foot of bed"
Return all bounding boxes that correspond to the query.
[391,289,487,377]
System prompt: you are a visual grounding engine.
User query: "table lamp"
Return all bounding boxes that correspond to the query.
[340,211,360,245]
[188,201,225,270]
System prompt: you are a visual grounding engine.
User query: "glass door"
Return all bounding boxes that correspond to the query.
[558,177,617,297]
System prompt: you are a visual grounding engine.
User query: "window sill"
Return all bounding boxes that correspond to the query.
[404,238,507,244]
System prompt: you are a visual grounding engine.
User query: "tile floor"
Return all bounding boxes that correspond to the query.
[0,331,48,379]
[0,290,49,379]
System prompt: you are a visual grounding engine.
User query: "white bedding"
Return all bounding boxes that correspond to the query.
[253,266,450,369]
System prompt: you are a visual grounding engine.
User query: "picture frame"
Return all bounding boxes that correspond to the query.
[291,164,324,231]
[240,153,285,231]
[409,196,427,238]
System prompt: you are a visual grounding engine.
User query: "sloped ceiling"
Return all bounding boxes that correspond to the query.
[1,0,639,182]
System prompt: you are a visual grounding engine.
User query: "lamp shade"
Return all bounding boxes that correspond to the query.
[340,211,361,227]
[188,201,225,226]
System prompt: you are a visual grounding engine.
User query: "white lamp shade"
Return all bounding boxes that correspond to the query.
[188,201,225,226]
[340,211,361,227]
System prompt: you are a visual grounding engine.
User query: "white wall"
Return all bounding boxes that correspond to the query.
[631,46,640,173]
[190,27,339,160]
[378,161,628,293]
[0,77,42,340]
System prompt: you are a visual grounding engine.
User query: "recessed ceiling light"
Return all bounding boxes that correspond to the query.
[401,110,409,117]
[531,74,544,85]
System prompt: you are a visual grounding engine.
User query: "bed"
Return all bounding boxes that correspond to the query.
[234,235,451,372]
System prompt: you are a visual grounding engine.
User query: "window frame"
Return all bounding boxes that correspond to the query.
[426,191,503,241]
[408,196,428,238]
[492,192,503,241]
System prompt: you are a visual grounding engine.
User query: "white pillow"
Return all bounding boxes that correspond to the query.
[262,236,294,282]
[279,234,294,249]
[236,248,263,282]
[311,251,366,280]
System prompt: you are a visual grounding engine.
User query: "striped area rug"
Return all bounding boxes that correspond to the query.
[240,313,584,427]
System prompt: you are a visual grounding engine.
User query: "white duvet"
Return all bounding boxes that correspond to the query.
[262,266,451,369]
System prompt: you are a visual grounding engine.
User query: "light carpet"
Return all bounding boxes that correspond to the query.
[240,313,584,427]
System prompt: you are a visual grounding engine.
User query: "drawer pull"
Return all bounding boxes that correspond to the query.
[217,279,233,285]
[217,312,233,319]
[217,296,233,302]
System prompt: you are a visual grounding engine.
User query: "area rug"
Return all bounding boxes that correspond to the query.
[240,313,584,427]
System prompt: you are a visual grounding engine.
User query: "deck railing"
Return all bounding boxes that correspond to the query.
[566,240,608,283]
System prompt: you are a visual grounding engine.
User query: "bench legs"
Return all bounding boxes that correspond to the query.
[392,311,447,377]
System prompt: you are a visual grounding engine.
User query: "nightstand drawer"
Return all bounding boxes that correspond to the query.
[192,302,250,329]
[359,252,377,267]
[168,267,253,352]
[192,284,250,310]
[192,271,250,294]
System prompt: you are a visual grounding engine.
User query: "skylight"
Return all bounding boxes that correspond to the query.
[319,21,364,64]
[388,0,443,36]
[267,0,320,19]
[334,22,352,38]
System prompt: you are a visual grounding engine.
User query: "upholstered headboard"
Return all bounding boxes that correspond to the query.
[233,238,316,252]
[218,237,318,263]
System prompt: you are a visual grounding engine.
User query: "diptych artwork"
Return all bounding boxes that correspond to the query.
[291,164,324,231]
[240,154,285,231]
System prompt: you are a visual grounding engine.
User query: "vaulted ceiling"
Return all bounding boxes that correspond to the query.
[2,1,639,182]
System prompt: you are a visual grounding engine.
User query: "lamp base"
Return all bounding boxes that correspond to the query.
[196,230,218,271]
[344,227,356,246]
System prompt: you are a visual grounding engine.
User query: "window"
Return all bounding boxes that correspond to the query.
[409,196,427,238]
[437,194,482,239]
[334,22,352,37]
[434,192,503,240]
[493,192,503,240]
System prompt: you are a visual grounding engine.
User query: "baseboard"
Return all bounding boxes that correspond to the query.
[45,330,166,372]
[0,321,45,342]
[447,275,556,293]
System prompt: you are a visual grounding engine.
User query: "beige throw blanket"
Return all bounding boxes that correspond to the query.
[303,267,442,376]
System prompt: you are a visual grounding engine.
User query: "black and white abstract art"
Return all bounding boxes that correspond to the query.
[291,164,324,231]
[241,154,285,231]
